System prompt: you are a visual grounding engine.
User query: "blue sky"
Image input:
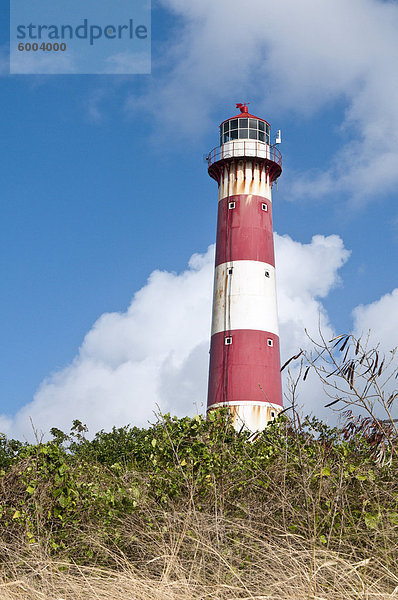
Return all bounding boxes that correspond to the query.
[1,0,397,438]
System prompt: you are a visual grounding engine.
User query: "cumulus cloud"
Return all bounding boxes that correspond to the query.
[353,288,398,352]
[276,234,350,360]
[1,234,352,440]
[128,0,398,203]
[349,289,398,419]
[300,289,398,423]
[3,249,214,440]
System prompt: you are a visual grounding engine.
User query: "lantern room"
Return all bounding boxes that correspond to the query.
[207,103,282,185]
[220,103,271,146]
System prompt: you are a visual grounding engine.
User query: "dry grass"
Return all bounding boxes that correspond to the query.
[0,550,395,600]
[1,513,397,600]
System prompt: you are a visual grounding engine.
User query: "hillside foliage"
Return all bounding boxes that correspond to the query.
[0,333,397,598]
[0,410,397,596]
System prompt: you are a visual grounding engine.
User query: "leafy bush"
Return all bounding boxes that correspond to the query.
[0,409,396,573]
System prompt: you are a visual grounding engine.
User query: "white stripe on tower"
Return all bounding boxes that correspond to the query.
[211,261,278,336]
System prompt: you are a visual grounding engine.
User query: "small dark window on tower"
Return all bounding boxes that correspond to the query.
[262,203,268,211]
[267,338,274,347]
[225,337,232,346]
[265,270,270,278]
[228,201,235,209]
[228,267,233,275]
[270,411,276,420]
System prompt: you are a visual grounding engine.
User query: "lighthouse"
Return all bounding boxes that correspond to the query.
[206,103,283,433]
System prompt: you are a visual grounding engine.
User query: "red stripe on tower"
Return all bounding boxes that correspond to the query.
[206,103,283,433]
[208,330,282,407]
[215,195,275,267]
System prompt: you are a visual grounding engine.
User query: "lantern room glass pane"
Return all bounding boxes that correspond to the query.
[223,122,229,134]
[239,118,248,128]
[249,129,258,139]
[258,131,265,142]
[239,128,248,138]
[258,121,265,131]
[230,119,238,130]
[249,119,258,129]
[230,129,238,140]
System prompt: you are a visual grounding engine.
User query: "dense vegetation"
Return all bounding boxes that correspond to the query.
[0,334,397,598]
[0,410,397,598]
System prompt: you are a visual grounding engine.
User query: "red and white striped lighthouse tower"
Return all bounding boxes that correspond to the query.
[206,103,283,433]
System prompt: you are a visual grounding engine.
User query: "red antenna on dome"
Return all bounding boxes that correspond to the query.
[236,102,250,114]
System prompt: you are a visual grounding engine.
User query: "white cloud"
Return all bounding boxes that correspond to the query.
[276,234,351,360]
[128,0,398,203]
[103,51,150,74]
[298,289,398,423]
[353,288,398,352]
[350,290,398,419]
[275,234,351,421]
[86,88,107,123]
[10,47,77,74]
[1,234,352,440]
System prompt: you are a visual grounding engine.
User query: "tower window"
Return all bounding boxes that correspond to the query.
[228,267,233,275]
[265,270,270,278]
[262,203,268,212]
[270,411,276,420]
[225,337,232,346]
[267,339,274,347]
[228,201,235,209]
